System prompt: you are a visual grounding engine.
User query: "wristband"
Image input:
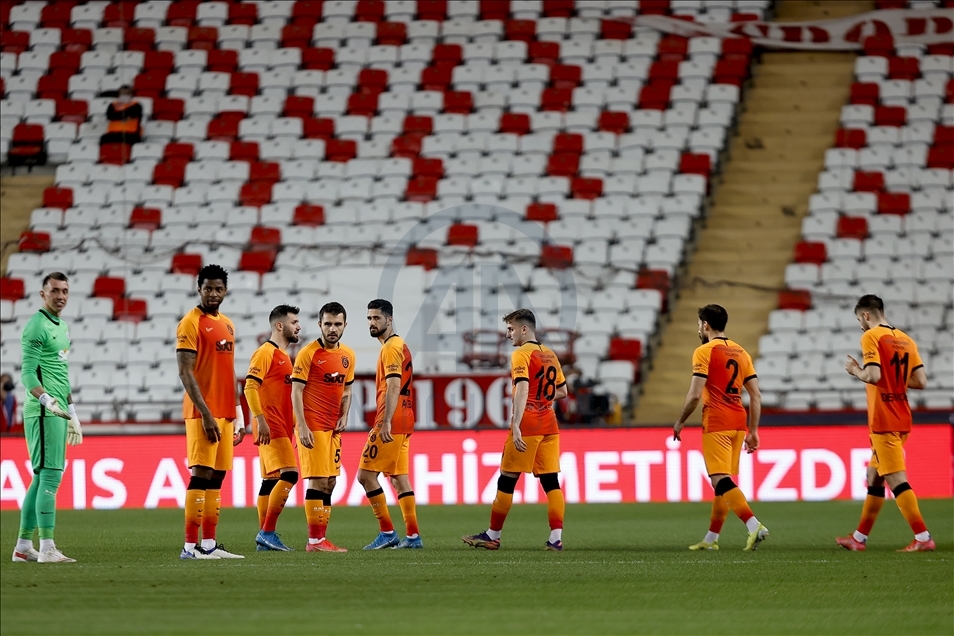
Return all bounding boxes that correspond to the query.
[68,403,77,418]
[39,393,54,408]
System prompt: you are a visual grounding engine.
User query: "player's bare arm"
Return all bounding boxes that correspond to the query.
[554,383,568,400]
[743,377,761,453]
[511,380,529,452]
[380,376,401,443]
[845,355,881,385]
[673,375,705,441]
[291,381,313,449]
[336,383,352,432]
[907,366,927,390]
[177,350,219,443]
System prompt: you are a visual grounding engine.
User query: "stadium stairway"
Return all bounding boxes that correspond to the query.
[633,1,872,424]
[0,173,51,274]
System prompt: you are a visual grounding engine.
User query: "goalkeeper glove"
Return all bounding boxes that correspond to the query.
[39,393,70,419]
[67,403,83,446]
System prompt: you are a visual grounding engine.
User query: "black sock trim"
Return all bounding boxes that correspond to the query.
[398,491,415,500]
[891,482,912,498]
[279,472,299,486]
[867,485,885,498]
[305,488,322,501]
[187,476,210,491]
[208,471,226,490]
[714,478,738,497]
[539,473,560,492]
[319,491,332,505]
[367,488,384,499]
[497,475,519,494]
[258,479,278,496]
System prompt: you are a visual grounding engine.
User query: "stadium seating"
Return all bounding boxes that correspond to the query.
[0,0,773,423]
[766,29,953,412]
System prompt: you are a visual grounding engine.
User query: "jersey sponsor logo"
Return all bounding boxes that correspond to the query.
[324,372,346,384]
[248,366,261,375]
[216,339,233,352]
[386,363,401,373]
[513,365,526,375]
[863,351,877,360]
[177,334,189,344]
[293,365,304,375]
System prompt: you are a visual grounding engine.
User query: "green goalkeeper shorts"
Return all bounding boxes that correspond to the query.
[24,413,68,472]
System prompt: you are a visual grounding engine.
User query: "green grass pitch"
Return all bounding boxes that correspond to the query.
[1,500,951,635]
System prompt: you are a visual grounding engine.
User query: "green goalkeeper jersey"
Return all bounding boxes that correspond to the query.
[20,309,72,419]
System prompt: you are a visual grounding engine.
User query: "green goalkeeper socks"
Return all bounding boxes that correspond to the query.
[19,469,62,540]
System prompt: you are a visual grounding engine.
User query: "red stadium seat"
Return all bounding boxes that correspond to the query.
[230,73,259,97]
[571,177,603,200]
[152,160,188,187]
[542,0,573,17]
[529,41,560,67]
[50,52,82,75]
[640,0,671,15]
[946,78,954,103]
[238,251,275,274]
[405,247,438,270]
[207,50,239,73]
[499,112,530,135]
[377,21,407,45]
[417,0,448,21]
[113,298,148,323]
[167,1,200,27]
[129,207,162,230]
[541,88,572,112]
[239,182,273,207]
[56,99,88,124]
[163,142,194,162]
[134,71,170,100]
[171,253,202,275]
[862,34,895,57]
[539,244,573,269]
[229,141,259,161]
[935,125,954,147]
[777,289,812,311]
[713,59,749,86]
[291,1,323,26]
[447,223,479,247]
[608,338,642,362]
[0,278,26,301]
[40,2,76,29]
[432,44,463,69]
[793,241,827,264]
[347,93,378,116]
[228,2,258,25]
[293,204,325,226]
[550,65,581,90]
[526,202,558,223]
[480,0,511,21]
[187,26,218,50]
[249,161,281,184]
[281,24,312,49]
[648,60,680,87]
[403,115,434,137]
[639,84,671,110]
[103,3,136,28]
[421,66,453,91]
[19,232,51,253]
[887,56,920,80]
[358,69,388,94]
[834,128,866,149]
[679,153,711,176]
[877,192,910,215]
[928,42,954,56]
[836,216,869,239]
[93,276,126,301]
[443,91,473,114]
[405,176,438,201]
[553,133,583,155]
[325,139,357,162]
[505,20,536,43]
[391,135,423,158]
[207,117,239,142]
[547,153,579,177]
[2,32,30,54]
[355,0,385,22]
[43,187,73,210]
[927,146,954,169]
[99,143,132,165]
[124,28,156,52]
[599,111,629,134]
[37,74,69,101]
[657,35,688,61]
[637,269,670,312]
[302,48,335,70]
[601,19,631,40]
[284,96,315,119]
[8,124,46,167]
[850,82,880,106]
[302,117,335,140]
[721,38,754,61]
[152,97,184,121]
[249,226,282,251]
[853,171,884,192]
[412,157,444,178]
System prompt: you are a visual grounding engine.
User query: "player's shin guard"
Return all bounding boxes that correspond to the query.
[202,473,225,545]
[892,483,929,536]
[262,473,297,533]
[857,486,886,537]
[715,478,754,525]
[709,495,729,535]
[257,479,278,529]
[305,489,331,541]
[398,491,419,537]
[184,477,209,545]
[36,469,62,543]
[490,475,519,533]
[366,488,394,533]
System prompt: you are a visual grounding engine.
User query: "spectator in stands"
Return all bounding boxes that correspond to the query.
[100,85,143,146]
[1,373,16,432]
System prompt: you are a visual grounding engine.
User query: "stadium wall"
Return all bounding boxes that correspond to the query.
[2,424,950,510]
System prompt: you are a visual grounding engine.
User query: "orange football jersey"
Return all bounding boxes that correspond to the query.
[246,341,294,439]
[176,306,236,420]
[860,325,923,433]
[691,337,756,433]
[292,338,356,432]
[375,334,414,434]
[511,341,566,437]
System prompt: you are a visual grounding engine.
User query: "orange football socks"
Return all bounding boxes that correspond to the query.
[894,485,928,536]
[709,495,729,535]
[489,490,514,533]
[856,489,885,538]
[184,482,205,547]
[262,480,293,533]
[367,488,394,533]
[398,492,419,537]
[201,488,221,546]
[721,485,755,525]
[546,488,565,532]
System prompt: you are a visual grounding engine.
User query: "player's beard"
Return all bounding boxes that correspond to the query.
[369,325,381,337]
[288,333,300,343]
[698,332,708,344]
[323,332,339,344]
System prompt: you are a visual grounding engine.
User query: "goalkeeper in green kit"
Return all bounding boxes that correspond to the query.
[12,272,83,564]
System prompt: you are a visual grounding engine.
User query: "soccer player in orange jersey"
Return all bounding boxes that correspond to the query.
[837,294,934,552]
[358,299,422,550]
[674,304,769,552]
[463,309,569,552]
[292,302,355,553]
[175,265,246,560]
[245,305,301,552]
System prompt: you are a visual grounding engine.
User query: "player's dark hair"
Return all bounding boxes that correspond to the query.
[197,264,228,288]
[320,302,347,322]
[41,272,69,288]
[503,308,536,329]
[367,299,393,318]
[698,304,728,332]
[854,294,884,315]
[268,304,300,325]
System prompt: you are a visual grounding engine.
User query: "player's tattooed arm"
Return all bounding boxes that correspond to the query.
[336,384,352,432]
[176,350,220,443]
